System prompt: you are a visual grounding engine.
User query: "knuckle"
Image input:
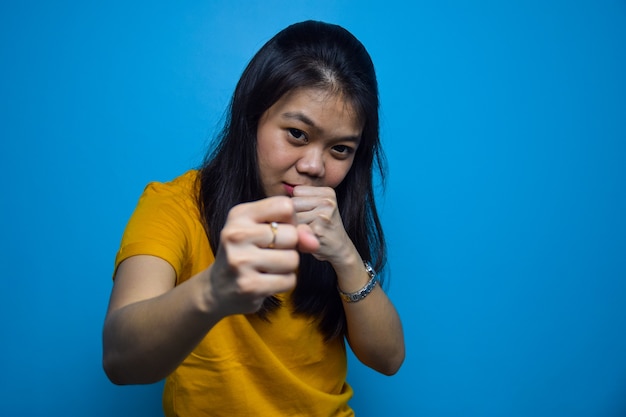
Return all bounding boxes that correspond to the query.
[311,223,323,236]
[236,275,260,296]
[274,196,295,214]
[218,243,253,271]
[220,226,248,244]
[227,203,247,219]
[321,197,337,209]
[282,225,299,246]
[285,251,300,268]
[228,250,254,269]
[319,214,332,225]
[316,187,336,198]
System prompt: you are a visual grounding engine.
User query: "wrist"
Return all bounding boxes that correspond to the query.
[338,260,378,303]
[328,240,360,271]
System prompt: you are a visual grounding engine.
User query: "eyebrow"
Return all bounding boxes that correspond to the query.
[282,111,317,128]
[281,111,361,143]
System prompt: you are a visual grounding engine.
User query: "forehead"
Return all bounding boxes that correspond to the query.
[266,88,364,136]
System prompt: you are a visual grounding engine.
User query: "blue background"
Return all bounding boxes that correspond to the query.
[1,1,625,416]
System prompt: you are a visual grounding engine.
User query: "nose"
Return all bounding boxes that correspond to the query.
[296,147,325,178]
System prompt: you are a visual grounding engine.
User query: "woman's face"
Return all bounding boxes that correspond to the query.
[256,88,363,197]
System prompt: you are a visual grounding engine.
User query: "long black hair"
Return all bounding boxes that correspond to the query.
[198,20,387,340]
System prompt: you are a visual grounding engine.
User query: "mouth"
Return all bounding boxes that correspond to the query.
[283,182,296,197]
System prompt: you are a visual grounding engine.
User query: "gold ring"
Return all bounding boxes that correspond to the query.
[268,221,278,249]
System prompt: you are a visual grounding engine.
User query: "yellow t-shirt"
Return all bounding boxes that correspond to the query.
[115,170,354,417]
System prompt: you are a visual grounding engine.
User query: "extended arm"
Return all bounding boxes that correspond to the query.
[102,197,319,384]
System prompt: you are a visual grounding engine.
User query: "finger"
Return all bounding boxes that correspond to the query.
[258,272,297,295]
[239,271,297,297]
[296,224,320,253]
[253,248,301,274]
[294,204,334,228]
[292,195,337,215]
[262,222,299,249]
[222,221,299,249]
[292,185,334,198]
[230,196,297,225]
[291,196,318,214]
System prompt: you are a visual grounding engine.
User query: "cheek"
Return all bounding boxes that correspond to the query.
[258,142,295,179]
[256,143,270,168]
[256,134,277,170]
[326,160,354,188]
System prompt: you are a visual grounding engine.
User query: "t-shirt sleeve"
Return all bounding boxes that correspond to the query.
[114,180,194,279]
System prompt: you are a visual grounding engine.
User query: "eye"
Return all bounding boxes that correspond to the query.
[331,144,355,158]
[288,128,307,142]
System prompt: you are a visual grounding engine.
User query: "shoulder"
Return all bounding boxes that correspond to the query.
[116,170,205,276]
[142,170,199,200]
[135,170,199,215]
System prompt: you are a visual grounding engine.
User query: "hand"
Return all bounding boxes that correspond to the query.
[208,196,319,316]
[292,186,355,266]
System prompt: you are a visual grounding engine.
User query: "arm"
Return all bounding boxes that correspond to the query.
[292,186,405,375]
[103,196,319,385]
[333,251,405,376]
[103,255,218,384]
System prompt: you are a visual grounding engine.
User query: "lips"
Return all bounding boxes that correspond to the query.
[283,183,296,197]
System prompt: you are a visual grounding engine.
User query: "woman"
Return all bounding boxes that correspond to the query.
[103,20,404,416]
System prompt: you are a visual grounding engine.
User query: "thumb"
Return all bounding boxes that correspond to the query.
[296,224,320,253]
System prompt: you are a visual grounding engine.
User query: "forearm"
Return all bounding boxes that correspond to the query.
[343,288,405,375]
[335,254,405,375]
[102,271,220,385]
